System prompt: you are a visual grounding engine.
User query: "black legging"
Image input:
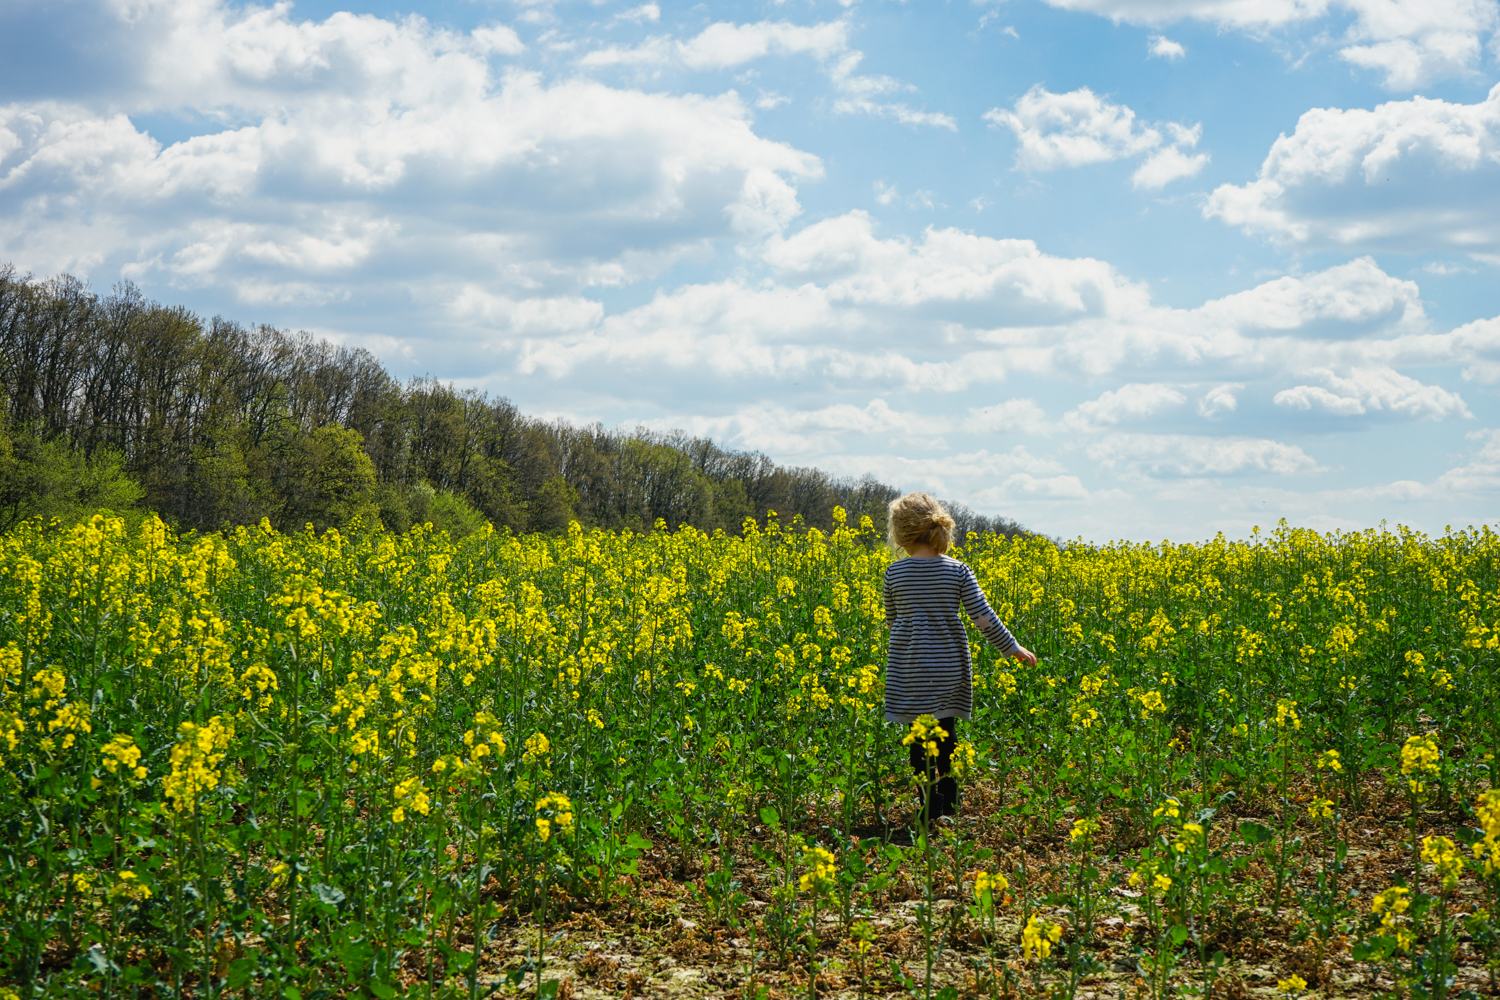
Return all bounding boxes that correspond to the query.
[908,716,957,779]
[908,717,959,819]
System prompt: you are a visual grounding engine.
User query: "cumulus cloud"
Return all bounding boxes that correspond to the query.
[1148,35,1186,58]
[1012,0,1500,89]
[1205,85,1500,254]
[1063,383,1187,429]
[1197,383,1242,418]
[0,0,824,298]
[1086,433,1325,477]
[579,19,957,129]
[985,86,1207,188]
[969,399,1051,433]
[1272,367,1472,418]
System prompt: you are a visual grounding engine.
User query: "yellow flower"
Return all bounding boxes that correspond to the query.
[973,870,1009,901]
[798,845,837,895]
[1316,749,1342,772]
[1069,817,1099,842]
[1153,873,1172,893]
[523,732,551,764]
[1307,797,1335,821]
[1401,734,1440,776]
[535,792,575,841]
[162,716,234,815]
[1276,973,1308,993]
[1422,835,1464,890]
[1372,886,1410,915]
[1021,914,1063,960]
[901,715,948,760]
[1274,698,1301,730]
[1152,797,1181,820]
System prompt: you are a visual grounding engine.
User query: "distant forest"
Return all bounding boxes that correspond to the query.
[0,265,1029,541]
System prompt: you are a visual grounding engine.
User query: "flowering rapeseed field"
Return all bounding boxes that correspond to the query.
[2,510,1498,998]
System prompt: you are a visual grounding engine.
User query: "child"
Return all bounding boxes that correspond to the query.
[883,492,1036,822]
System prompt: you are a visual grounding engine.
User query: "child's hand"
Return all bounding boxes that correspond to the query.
[1011,645,1037,667]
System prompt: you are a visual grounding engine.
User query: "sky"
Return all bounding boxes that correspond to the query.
[3,0,1500,542]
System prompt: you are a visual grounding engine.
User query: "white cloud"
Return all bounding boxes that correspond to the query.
[579,19,957,129]
[985,86,1207,188]
[1086,433,1325,477]
[1272,367,1472,418]
[0,59,823,294]
[1206,85,1500,253]
[1132,144,1209,189]
[1193,257,1427,335]
[1148,35,1186,59]
[1197,383,1242,418]
[1063,383,1187,429]
[581,20,849,71]
[614,4,660,25]
[969,398,1050,433]
[1015,0,1500,89]
[1421,261,1475,275]
[654,399,952,457]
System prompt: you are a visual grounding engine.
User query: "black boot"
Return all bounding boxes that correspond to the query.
[933,776,959,818]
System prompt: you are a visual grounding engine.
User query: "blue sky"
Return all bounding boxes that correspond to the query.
[4,0,1500,541]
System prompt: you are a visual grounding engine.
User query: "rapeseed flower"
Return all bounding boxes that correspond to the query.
[1422,835,1464,890]
[1401,733,1440,793]
[1021,914,1062,960]
[535,792,575,842]
[798,845,837,894]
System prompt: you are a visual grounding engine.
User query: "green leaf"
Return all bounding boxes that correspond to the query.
[759,806,780,828]
[368,982,396,999]
[1169,925,1189,947]
[1239,821,1275,846]
[312,883,346,906]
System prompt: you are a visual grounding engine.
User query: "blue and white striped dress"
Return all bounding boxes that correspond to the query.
[883,555,1019,723]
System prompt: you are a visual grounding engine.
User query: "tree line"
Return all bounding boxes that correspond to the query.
[0,265,1029,541]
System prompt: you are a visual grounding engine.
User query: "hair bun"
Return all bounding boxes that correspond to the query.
[887,491,956,554]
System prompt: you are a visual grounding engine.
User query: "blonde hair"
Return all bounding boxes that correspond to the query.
[887,492,956,554]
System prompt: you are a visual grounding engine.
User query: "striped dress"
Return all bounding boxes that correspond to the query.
[883,555,1019,723]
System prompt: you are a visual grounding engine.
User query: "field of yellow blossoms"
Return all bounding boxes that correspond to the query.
[2,509,1499,1000]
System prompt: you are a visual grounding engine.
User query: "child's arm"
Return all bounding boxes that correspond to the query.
[959,566,1037,665]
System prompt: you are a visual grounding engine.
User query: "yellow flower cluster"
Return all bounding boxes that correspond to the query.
[162,715,234,814]
[1474,789,1500,877]
[901,714,947,760]
[1400,733,1441,794]
[100,733,147,783]
[1307,797,1335,821]
[1421,835,1464,891]
[798,845,837,894]
[1069,817,1099,842]
[1021,914,1063,960]
[535,792,574,842]
[973,870,1009,901]
[523,731,551,765]
[1371,886,1415,951]
[392,775,432,824]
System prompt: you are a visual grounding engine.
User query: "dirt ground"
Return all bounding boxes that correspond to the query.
[441,779,1499,999]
